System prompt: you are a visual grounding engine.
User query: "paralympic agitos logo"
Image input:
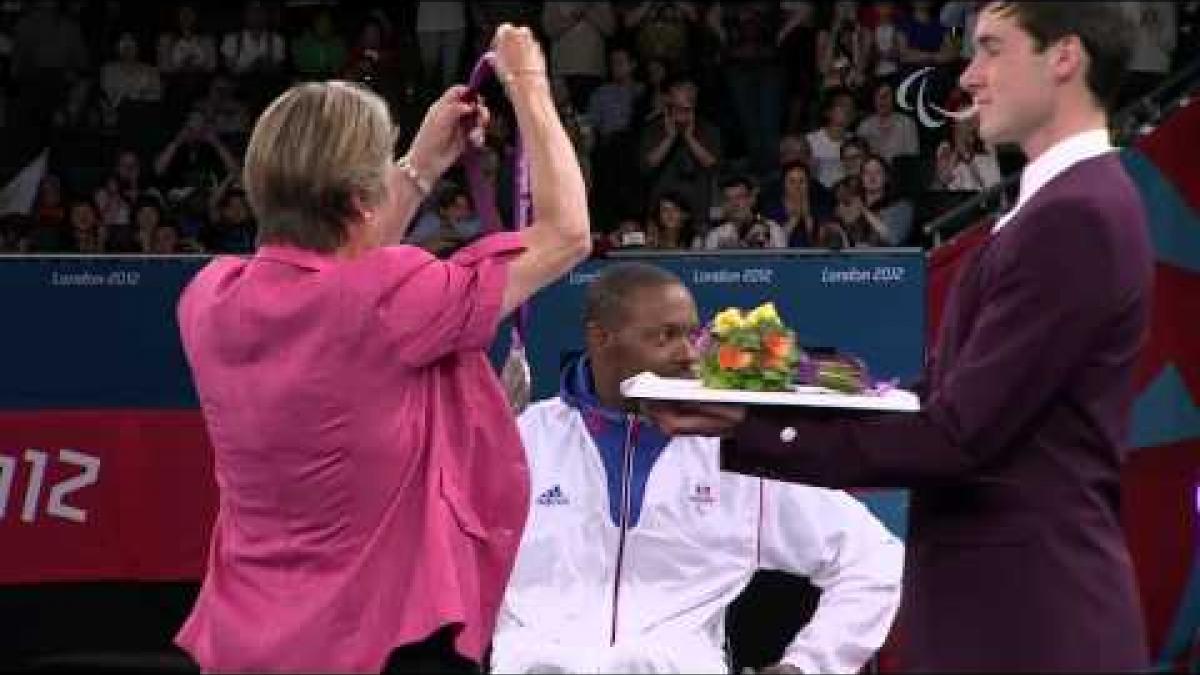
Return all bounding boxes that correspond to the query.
[896,66,978,128]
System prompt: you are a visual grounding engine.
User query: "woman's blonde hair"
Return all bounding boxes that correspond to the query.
[244,81,397,252]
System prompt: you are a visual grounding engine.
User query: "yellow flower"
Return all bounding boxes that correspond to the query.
[712,308,746,335]
[746,302,781,327]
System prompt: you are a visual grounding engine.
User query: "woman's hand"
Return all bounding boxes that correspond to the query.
[491,24,549,94]
[405,85,492,187]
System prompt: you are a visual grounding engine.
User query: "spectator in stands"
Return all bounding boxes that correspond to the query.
[778,132,814,170]
[588,45,642,140]
[130,198,165,253]
[157,4,216,76]
[415,1,466,93]
[897,0,956,73]
[707,1,783,175]
[22,176,68,251]
[807,88,856,189]
[110,148,154,205]
[857,80,920,163]
[341,15,408,113]
[192,73,250,143]
[1121,2,1177,107]
[292,8,347,82]
[633,55,671,124]
[405,181,482,256]
[66,198,103,253]
[839,137,870,184]
[778,0,819,123]
[10,0,89,128]
[93,176,131,230]
[153,110,240,200]
[199,179,256,254]
[33,174,67,232]
[0,213,28,252]
[704,175,786,249]
[861,153,913,246]
[552,75,595,191]
[587,45,644,232]
[761,134,835,226]
[100,194,138,252]
[491,262,903,673]
[543,2,615,112]
[99,31,162,129]
[608,212,652,249]
[86,149,152,234]
[870,1,903,86]
[221,0,285,76]
[931,115,1002,192]
[810,216,850,249]
[640,79,721,231]
[764,159,820,248]
[816,1,870,94]
[220,0,286,110]
[623,1,699,74]
[939,1,986,63]
[101,30,163,106]
[149,221,184,254]
[832,174,887,247]
[173,182,211,243]
[646,191,697,250]
[157,4,217,127]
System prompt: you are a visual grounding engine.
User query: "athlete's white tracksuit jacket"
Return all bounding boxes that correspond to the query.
[490,359,904,674]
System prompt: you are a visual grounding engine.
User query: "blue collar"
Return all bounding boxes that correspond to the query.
[559,357,671,528]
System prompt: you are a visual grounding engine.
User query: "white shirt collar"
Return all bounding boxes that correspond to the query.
[992,128,1115,233]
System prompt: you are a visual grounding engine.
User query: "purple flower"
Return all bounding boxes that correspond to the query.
[795,355,819,385]
[868,379,899,396]
[690,325,714,353]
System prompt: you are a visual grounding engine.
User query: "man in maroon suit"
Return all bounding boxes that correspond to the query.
[646,3,1152,671]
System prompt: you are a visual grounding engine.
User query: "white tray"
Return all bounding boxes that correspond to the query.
[620,373,921,412]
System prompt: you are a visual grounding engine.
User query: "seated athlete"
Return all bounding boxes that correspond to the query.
[490,262,904,674]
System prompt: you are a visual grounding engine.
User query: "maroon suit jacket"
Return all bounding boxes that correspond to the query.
[723,154,1153,671]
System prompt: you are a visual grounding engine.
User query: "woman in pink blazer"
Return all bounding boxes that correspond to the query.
[174,25,591,673]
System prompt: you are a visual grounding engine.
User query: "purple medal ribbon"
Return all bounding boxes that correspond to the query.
[461,52,532,346]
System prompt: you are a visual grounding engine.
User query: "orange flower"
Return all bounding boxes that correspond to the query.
[763,332,793,359]
[718,345,754,370]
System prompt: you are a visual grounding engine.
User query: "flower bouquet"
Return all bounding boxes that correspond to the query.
[695,303,891,395]
[695,303,800,392]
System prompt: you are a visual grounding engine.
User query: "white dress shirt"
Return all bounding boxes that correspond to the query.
[992,129,1115,233]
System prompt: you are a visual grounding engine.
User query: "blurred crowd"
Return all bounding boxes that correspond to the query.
[0,0,1190,255]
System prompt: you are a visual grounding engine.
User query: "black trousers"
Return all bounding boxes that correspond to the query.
[381,627,479,674]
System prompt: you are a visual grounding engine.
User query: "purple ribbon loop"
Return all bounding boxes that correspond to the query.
[460,52,532,343]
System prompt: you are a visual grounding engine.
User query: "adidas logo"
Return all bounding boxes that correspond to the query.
[536,484,570,506]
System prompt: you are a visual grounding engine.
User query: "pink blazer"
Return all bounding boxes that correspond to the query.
[175,233,530,672]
